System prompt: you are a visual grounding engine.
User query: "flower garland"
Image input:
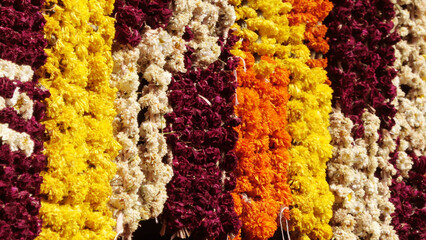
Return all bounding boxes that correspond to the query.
[37,0,120,238]
[389,0,426,238]
[284,52,334,240]
[109,45,144,238]
[0,0,48,238]
[231,51,292,240]
[161,32,241,240]
[156,1,241,239]
[109,0,175,237]
[229,2,294,238]
[136,27,179,223]
[326,0,400,239]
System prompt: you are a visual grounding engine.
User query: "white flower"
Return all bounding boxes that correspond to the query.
[11,92,34,120]
[0,123,34,156]
[143,64,172,86]
[0,97,5,109]
[0,59,34,82]
[391,0,426,181]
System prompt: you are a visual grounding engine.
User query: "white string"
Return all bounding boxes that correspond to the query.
[198,94,212,106]
[279,206,291,240]
[240,57,247,72]
[233,70,239,105]
[114,212,124,240]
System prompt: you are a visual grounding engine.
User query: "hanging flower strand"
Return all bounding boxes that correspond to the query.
[37,0,121,238]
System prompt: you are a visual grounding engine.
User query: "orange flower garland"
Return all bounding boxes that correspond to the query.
[231,49,292,240]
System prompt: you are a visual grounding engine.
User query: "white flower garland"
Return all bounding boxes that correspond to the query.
[109,46,145,237]
[328,109,398,240]
[136,27,178,221]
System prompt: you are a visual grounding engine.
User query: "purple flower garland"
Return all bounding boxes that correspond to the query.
[161,33,241,239]
[325,0,399,139]
[0,0,49,239]
[113,0,173,46]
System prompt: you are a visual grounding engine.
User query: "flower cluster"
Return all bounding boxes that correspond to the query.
[231,51,292,240]
[328,110,398,239]
[113,0,173,46]
[37,0,120,239]
[161,30,241,239]
[172,0,236,67]
[149,1,243,239]
[0,63,48,239]
[229,4,293,236]
[388,0,426,239]
[286,0,333,67]
[231,0,293,62]
[390,152,426,240]
[110,1,239,236]
[325,0,399,139]
[0,0,48,238]
[0,0,47,69]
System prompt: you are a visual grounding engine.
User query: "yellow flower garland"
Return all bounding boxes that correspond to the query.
[285,57,334,240]
[37,0,120,239]
[231,0,334,239]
